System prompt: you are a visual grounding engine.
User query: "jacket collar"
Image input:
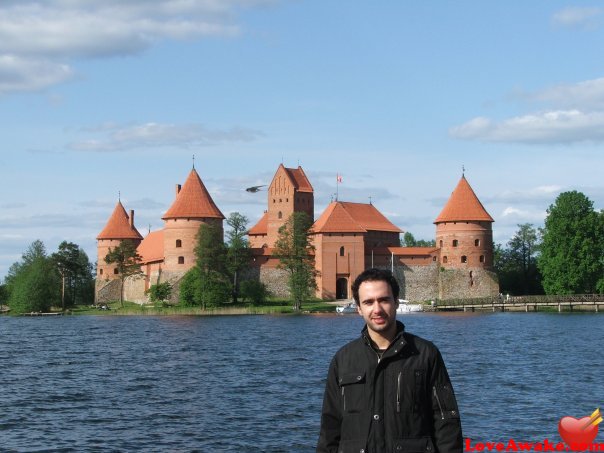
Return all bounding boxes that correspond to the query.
[361,320,407,355]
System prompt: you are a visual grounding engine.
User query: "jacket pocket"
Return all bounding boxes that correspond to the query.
[393,436,435,453]
[339,371,366,413]
[432,383,460,420]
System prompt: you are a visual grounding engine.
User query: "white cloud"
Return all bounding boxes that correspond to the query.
[450,109,604,144]
[525,77,604,111]
[501,206,546,222]
[0,0,272,94]
[68,122,264,151]
[552,7,602,29]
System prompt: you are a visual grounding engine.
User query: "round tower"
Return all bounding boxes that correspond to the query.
[161,168,225,275]
[96,201,143,280]
[434,175,494,269]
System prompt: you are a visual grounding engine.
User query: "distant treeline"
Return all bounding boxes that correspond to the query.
[495,191,604,296]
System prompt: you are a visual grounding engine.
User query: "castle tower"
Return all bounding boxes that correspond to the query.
[161,168,225,274]
[266,164,314,247]
[434,175,494,269]
[96,201,143,280]
[249,164,314,248]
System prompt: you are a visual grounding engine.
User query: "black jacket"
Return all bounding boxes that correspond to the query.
[317,322,462,453]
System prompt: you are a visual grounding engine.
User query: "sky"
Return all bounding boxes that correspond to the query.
[2,0,604,279]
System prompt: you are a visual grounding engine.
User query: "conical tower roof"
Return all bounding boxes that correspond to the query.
[162,168,224,220]
[434,176,494,223]
[97,201,143,240]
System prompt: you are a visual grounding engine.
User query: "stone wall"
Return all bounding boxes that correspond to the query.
[95,279,121,304]
[438,267,499,300]
[259,267,290,298]
[398,264,439,302]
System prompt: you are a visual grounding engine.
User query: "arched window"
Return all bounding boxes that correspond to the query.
[178,256,185,264]
[452,239,458,247]
[339,246,345,257]
[99,269,103,276]
[461,256,467,264]
[443,256,448,264]
[439,240,443,248]
[114,268,119,274]
[278,211,282,219]
[176,239,182,248]
[479,255,485,263]
[475,239,480,246]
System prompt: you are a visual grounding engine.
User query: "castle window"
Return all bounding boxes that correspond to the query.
[114,268,119,274]
[439,240,443,248]
[176,239,182,248]
[340,246,345,257]
[279,199,282,203]
[443,256,448,264]
[278,211,282,219]
[433,256,437,262]
[452,240,458,247]
[479,255,485,263]
[475,239,480,246]
[286,198,288,202]
[99,269,103,276]
[178,256,185,264]
[461,255,467,264]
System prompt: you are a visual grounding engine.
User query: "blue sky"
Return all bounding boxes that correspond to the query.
[2,0,604,279]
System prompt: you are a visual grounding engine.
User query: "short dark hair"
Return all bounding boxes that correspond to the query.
[351,268,399,304]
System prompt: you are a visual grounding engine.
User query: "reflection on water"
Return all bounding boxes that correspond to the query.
[1,312,602,451]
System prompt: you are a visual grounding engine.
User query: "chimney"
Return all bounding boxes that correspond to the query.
[176,184,181,197]
[129,210,134,228]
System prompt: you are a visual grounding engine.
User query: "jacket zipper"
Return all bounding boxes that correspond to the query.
[433,386,444,420]
[342,386,346,412]
[396,372,401,413]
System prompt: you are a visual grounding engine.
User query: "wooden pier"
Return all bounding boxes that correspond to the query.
[434,294,604,312]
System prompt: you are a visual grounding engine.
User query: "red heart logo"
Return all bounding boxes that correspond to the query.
[558,416,599,450]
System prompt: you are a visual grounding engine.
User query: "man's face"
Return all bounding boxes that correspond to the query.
[356,279,398,337]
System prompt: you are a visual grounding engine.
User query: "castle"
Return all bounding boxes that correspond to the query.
[95,164,499,303]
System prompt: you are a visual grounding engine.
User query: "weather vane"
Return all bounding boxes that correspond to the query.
[192,154,195,169]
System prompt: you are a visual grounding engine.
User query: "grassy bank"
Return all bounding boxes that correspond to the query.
[69,299,337,316]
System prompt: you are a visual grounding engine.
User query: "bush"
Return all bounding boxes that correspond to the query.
[240,280,269,305]
[179,269,200,306]
[146,281,172,306]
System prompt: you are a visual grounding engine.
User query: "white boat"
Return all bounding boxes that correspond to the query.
[336,302,357,314]
[397,299,423,313]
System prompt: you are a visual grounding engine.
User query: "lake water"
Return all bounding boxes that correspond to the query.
[1,312,603,451]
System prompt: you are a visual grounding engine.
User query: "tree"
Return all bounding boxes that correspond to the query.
[51,241,94,311]
[400,232,435,247]
[7,241,59,313]
[274,212,318,310]
[225,212,252,303]
[104,240,143,306]
[538,191,604,294]
[194,222,231,309]
[494,224,543,295]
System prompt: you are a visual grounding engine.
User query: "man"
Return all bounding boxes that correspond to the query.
[317,268,462,453]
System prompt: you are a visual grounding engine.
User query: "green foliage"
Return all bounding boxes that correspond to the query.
[104,240,143,306]
[274,212,318,310]
[146,281,172,306]
[400,232,436,247]
[225,212,252,303]
[538,191,604,294]
[193,222,231,309]
[7,241,59,314]
[494,224,543,295]
[240,280,269,305]
[178,269,200,306]
[51,241,95,310]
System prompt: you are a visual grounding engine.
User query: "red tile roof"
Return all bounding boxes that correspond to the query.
[377,246,439,256]
[97,201,143,240]
[137,230,164,263]
[162,169,224,220]
[313,202,402,234]
[434,176,494,223]
[248,212,268,235]
[283,165,313,193]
